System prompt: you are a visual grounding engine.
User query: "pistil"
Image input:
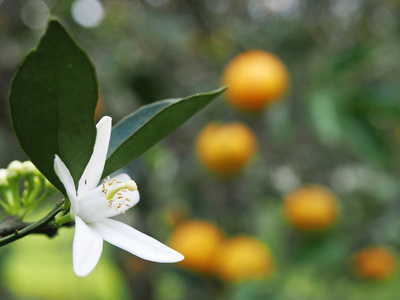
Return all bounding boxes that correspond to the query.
[105,180,137,200]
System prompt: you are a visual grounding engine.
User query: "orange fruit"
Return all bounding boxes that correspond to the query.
[222,50,289,111]
[283,185,338,231]
[213,236,273,282]
[168,220,223,274]
[195,122,257,175]
[353,247,398,280]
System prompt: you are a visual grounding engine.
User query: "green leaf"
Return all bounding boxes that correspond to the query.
[102,87,226,177]
[308,89,344,146]
[9,19,97,192]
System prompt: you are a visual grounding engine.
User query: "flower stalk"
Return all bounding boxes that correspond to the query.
[0,203,64,247]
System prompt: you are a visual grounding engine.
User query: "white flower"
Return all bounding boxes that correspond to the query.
[54,116,184,277]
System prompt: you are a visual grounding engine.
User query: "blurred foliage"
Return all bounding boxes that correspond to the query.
[1,0,400,299]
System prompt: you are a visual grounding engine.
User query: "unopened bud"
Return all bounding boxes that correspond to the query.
[7,160,23,179]
[0,169,8,186]
[22,161,39,175]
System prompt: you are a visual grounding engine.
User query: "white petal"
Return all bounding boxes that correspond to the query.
[91,218,184,263]
[78,116,112,196]
[54,155,79,214]
[112,173,133,184]
[73,216,103,277]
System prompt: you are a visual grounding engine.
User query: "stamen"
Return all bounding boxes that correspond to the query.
[118,196,123,199]
[126,198,131,202]
[107,176,110,181]
[120,210,125,214]
[105,180,137,200]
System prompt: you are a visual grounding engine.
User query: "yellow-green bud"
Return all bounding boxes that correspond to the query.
[7,160,23,179]
[22,161,39,175]
[0,169,8,186]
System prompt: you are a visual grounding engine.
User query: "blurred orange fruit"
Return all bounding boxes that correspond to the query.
[195,122,257,175]
[353,247,398,280]
[166,209,188,227]
[222,50,289,111]
[168,220,223,274]
[283,185,338,231]
[213,236,273,282]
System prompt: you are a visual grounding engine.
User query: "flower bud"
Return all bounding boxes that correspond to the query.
[0,169,8,186]
[22,161,40,176]
[7,160,23,179]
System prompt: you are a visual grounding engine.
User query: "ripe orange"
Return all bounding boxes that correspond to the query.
[195,122,257,175]
[168,220,223,274]
[222,50,289,111]
[213,236,273,282]
[353,247,398,280]
[283,185,338,231]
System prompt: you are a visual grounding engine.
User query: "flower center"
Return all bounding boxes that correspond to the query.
[104,178,137,200]
[101,177,137,214]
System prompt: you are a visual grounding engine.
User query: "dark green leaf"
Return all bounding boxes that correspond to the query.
[9,19,97,192]
[103,87,226,177]
[345,116,387,165]
[107,100,174,155]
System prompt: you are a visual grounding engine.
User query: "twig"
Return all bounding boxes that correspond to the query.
[0,203,64,247]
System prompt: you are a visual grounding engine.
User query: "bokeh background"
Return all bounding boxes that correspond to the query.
[1,0,400,299]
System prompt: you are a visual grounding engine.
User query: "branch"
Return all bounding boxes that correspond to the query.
[0,203,65,247]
